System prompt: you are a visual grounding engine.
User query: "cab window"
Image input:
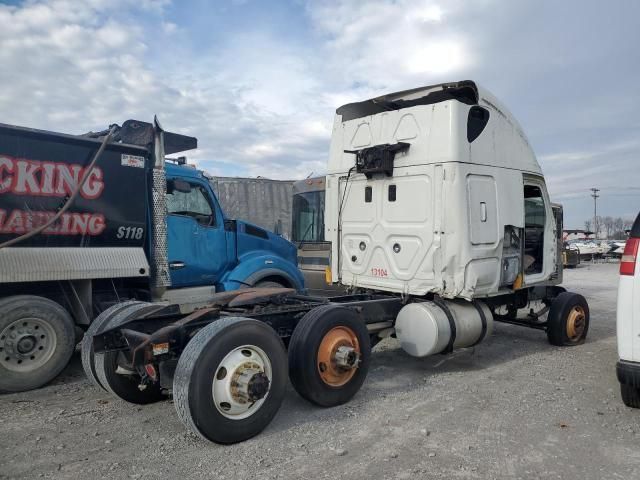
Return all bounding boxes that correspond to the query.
[166,179,215,227]
[292,191,325,242]
[524,185,546,274]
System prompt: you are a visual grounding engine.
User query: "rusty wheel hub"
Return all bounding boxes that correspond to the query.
[566,305,586,340]
[317,326,360,387]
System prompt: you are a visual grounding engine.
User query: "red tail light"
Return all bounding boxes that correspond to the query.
[620,238,639,276]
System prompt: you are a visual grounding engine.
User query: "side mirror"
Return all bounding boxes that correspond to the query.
[169,179,192,194]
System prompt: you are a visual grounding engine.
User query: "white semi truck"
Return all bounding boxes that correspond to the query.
[86,80,589,444]
[324,80,587,356]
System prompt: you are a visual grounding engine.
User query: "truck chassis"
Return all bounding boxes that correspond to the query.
[85,285,588,444]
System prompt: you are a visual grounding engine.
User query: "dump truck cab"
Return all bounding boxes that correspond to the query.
[164,162,301,292]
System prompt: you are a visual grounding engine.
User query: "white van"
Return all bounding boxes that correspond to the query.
[617,212,640,406]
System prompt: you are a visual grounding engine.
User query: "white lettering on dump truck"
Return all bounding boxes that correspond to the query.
[0,209,106,236]
[0,155,104,199]
[116,226,144,240]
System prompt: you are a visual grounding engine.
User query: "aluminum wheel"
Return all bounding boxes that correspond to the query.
[212,345,272,420]
[0,317,57,373]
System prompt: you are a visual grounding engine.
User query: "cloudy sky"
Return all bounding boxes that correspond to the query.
[1,0,638,228]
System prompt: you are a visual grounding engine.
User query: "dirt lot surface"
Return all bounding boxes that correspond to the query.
[1,262,638,480]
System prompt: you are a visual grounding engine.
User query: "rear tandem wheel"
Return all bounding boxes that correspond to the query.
[80,300,144,390]
[91,302,164,404]
[173,317,288,444]
[288,304,371,407]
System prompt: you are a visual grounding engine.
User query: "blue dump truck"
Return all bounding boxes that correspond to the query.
[0,118,303,393]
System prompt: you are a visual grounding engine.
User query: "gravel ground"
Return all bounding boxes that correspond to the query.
[1,262,638,480]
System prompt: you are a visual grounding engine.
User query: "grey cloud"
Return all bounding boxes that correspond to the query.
[0,0,638,229]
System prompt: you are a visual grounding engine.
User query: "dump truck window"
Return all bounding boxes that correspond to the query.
[524,185,545,274]
[167,182,215,226]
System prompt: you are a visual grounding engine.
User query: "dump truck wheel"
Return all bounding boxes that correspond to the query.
[621,384,640,408]
[93,302,164,404]
[0,295,75,393]
[546,292,589,346]
[80,301,144,391]
[173,317,287,444]
[288,304,371,407]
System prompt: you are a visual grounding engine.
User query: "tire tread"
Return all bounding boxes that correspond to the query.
[621,384,640,408]
[546,292,589,347]
[288,304,371,407]
[80,300,141,390]
[93,302,164,404]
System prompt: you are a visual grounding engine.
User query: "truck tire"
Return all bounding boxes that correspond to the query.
[288,304,371,407]
[173,317,287,444]
[93,302,164,404]
[621,383,640,408]
[546,292,589,346]
[0,295,76,393]
[80,300,144,391]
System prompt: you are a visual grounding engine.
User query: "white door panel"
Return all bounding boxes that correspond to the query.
[466,174,498,246]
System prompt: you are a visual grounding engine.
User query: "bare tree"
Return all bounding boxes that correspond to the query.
[613,217,625,239]
[623,217,635,233]
[602,216,614,239]
[584,219,592,233]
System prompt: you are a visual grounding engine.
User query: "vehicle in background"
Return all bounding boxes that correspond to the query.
[608,240,627,258]
[616,211,640,407]
[210,176,293,239]
[292,177,345,296]
[0,119,303,393]
[567,239,609,259]
[563,242,581,268]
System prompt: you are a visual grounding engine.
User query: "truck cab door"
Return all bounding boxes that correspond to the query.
[522,177,555,283]
[166,178,229,288]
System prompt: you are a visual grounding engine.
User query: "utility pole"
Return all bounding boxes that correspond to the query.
[590,188,600,239]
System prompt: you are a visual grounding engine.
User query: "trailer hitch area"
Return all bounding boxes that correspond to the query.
[127,306,221,369]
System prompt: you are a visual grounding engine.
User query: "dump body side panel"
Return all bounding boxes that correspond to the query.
[0,123,150,250]
[0,123,152,283]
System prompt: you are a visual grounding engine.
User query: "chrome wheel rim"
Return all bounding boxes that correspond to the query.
[0,318,57,372]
